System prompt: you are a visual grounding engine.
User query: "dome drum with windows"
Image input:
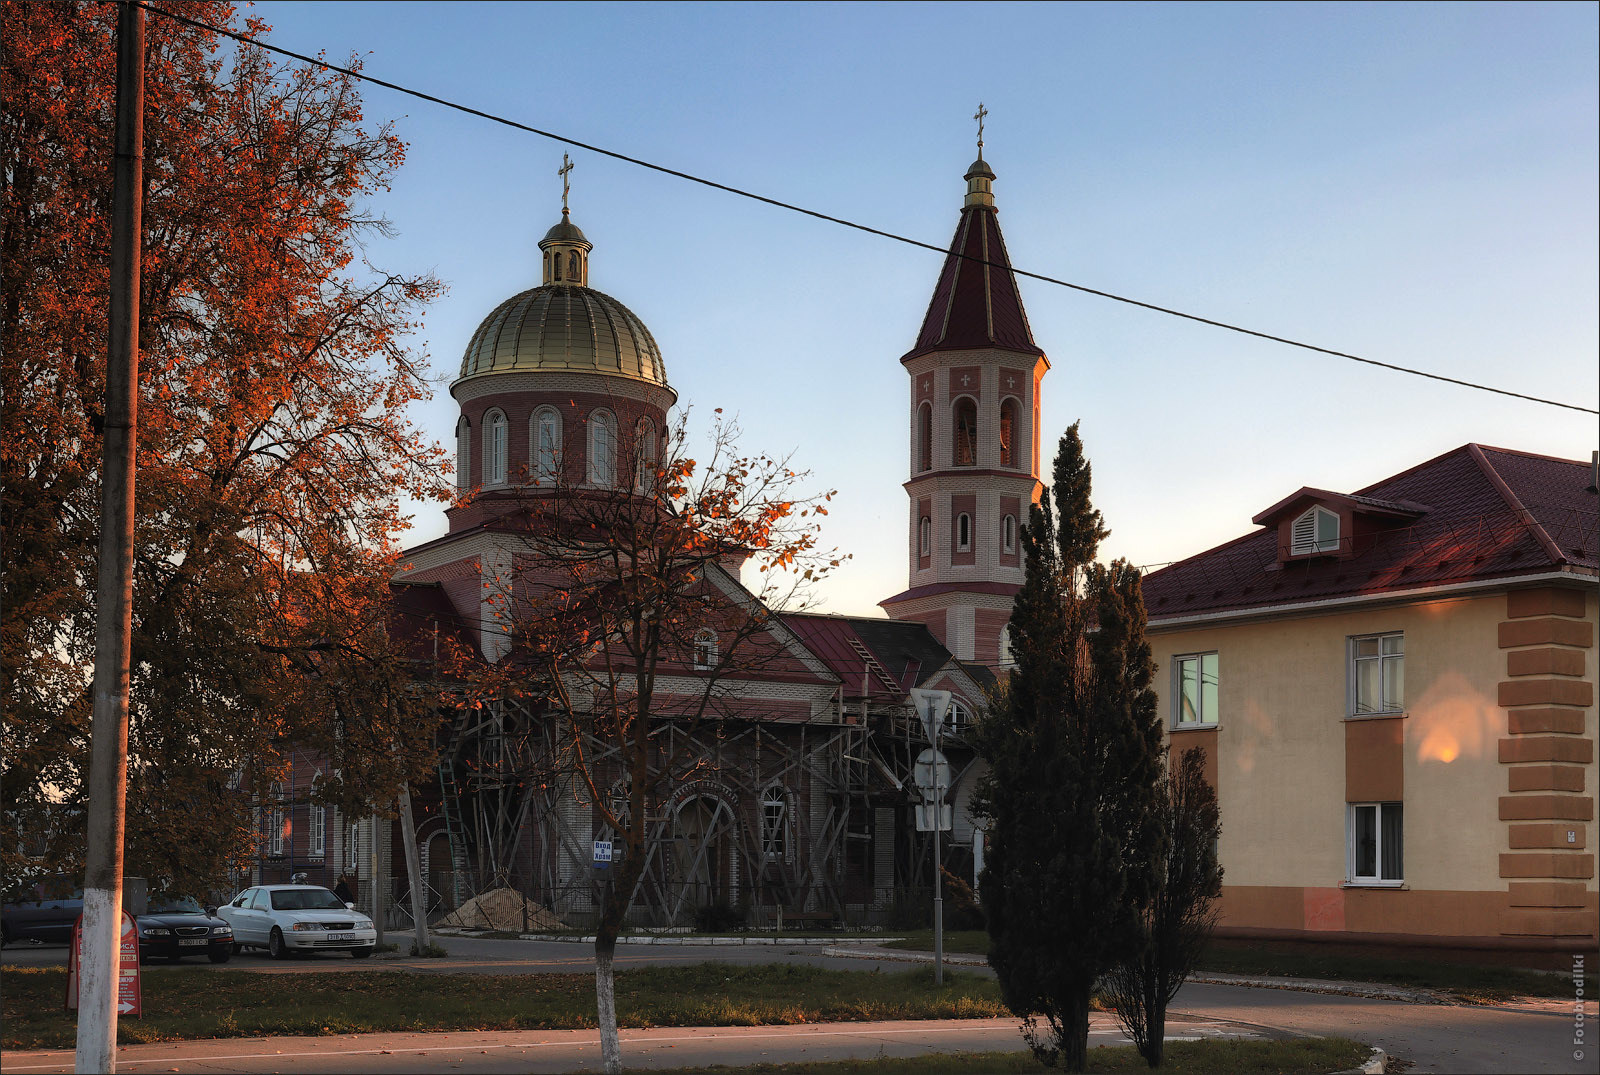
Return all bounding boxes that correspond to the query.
[449,208,676,504]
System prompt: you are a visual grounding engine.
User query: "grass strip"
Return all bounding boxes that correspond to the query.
[880,931,1594,1002]
[0,963,1006,1050]
[662,1037,1372,1074]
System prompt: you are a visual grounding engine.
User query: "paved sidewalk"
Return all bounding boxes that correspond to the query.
[0,1014,1263,1074]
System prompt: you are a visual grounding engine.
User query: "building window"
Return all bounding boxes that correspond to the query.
[569,251,579,279]
[952,398,977,466]
[761,785,787,860]
[947,698,971,731]
[998,625,1014,669]
[1174,653,1219,726]
[533,407,561,483]
[918,516,931,557]
[1002,513,1016,554]
[1291,505,1340,555]
[999,398,1017,467]
[587,409,617,487]
[956,512,971,552]
[455,416,471,493]
[266,783,286,857]
[309,772,326,857]
[1350,633,1404,715]
[633,417,657,494]
[1347,802,1403,884]
[917,402,933,473]
[483,409,508,487]
[693,628,718,671]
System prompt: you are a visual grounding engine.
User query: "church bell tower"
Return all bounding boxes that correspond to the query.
[879,133,1048,671]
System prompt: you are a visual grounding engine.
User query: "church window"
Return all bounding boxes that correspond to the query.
[956,512,971,552]
[587,410,617,487]
[553,254,562,282]
[633,416,657,494]
[952,398,977,466]
[483,409,508,487]
[568,251,579,279]
[455,415,471,493]
[761,785,788,860]
[1002,513,1016,554]
[308,771,326,857]
[999,398,1017,467]
[918,515,931,557]
[533,407,561,483]
[917,403,932,473]
[998,625,1015,669]
[266,782,286,856]
[693,628,718,671]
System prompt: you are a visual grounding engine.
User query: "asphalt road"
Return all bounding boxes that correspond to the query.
[6,935,1593,1073]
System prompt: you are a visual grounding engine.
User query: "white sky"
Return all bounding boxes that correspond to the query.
[249,1,1599,616]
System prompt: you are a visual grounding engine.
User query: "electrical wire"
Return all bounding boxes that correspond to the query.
[131,0,1597,416]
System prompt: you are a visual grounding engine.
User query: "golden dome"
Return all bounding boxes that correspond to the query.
[454,213,669,388]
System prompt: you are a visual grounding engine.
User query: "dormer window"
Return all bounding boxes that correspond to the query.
[1290,506,1339,555]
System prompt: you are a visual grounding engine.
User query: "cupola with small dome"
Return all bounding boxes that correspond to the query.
[446,155,675,515]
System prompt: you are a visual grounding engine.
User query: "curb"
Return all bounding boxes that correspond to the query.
[822,945,989,966]
[1187,971,1448,1005]
[1334,1045,1388,1074]
[502,932,909,947]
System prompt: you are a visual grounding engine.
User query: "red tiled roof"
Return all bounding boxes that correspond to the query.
[903,205,1042,362]
[1143,444,1597,621]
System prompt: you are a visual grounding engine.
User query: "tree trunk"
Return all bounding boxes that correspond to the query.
[1060,984,1093,1073]
[594,932,621,1074]
[398,787,429,955]
[1145,988,1166,1068]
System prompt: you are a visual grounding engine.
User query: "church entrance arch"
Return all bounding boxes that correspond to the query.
[670,794,737,922]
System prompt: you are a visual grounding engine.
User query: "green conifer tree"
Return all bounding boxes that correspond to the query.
[975,422,1166,1072]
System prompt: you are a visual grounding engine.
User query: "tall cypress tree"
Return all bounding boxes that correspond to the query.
[975,422,1166,1073]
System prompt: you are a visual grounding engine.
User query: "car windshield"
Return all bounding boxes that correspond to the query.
[269,888,345,911]
[146,897,204,915]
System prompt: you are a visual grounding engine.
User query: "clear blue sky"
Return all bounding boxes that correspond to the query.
[248,0,1598,616]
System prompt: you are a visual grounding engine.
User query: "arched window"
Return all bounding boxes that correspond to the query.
[568,251,579,278]
[309,771,326,857]
[553,253,563,282]
[952,398,977,466]
[948,698,971,731]
[761,785,788,860]
[918,515,931,557]
[482,409,508,487]
[956,512,971,552]
[999,398,1017,467]
[693,628,718,671]
[587,409,617,487]
[266,782,286,856]
[455,416,471,493]
[1002,513,1016,554]
[532,407,561,483]
[998,625,1015,669]
[917,402,933,472]
[633,416,657,494]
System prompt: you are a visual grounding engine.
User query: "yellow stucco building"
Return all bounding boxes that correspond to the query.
[1143,445,1597,950]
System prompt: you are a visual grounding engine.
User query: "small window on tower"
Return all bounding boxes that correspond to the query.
[957,513,971,552]
[918,403,933,473]
[1002,514,1016,554]
[953,398,977,467]
[569,251,579,278]
[999,398,1016,467]
[919,516,931,557]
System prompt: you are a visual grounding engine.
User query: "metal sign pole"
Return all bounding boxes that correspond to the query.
[907,687,951,987]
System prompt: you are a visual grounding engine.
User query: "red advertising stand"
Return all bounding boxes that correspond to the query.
[65,910,142,1016]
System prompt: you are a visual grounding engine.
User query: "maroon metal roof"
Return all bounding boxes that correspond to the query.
[389,581,476,663]
[903,205,1042,362]
[1144,444,1597,621]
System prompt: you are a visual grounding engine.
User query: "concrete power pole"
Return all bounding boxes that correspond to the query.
[75,2,143,1072]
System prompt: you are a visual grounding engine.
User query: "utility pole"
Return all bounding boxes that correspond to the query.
[76,2,143,1072]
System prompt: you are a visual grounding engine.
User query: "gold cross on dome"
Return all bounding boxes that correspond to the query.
[973,102,988,156]
[558,153,574,213]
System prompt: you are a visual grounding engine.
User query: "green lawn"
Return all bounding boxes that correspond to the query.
[665,1037,1372,1074]
[1,963,1007,1050]
[880,931,1594,1003]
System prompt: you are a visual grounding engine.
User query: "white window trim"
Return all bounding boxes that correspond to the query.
[1347,632,1405,717]
[1291,505,1340,556]
[918,516,931,557]
[1345,801,1404,886]
[693,628,718,671]
[483,409,509,488]
[956,512,972,552]
[532,406,561,484]
[587,409,617,488]
[1172,651,1220,728]
[308,772,326,858]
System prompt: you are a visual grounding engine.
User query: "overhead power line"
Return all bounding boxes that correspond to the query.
[133,1,1597,416]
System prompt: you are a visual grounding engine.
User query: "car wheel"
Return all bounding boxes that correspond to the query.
[267,928,289,960]
[231,941,242,955]
[350,947,372,959]
[208,948,232,964]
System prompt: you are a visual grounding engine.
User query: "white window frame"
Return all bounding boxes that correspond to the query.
[1348,632,1404,716]
[532,406,561,484]
[587,409,617,488]
[1002,513,1016,554]
[1346,801,1404,886]
[1173,652,1219,727]
[918,516,931,557]
[266,783,286,857]
[483,409,509,487]
[1291,505,1340,555]
[693,628,718,671]
[308,771,326,858]
[947,698,971,731]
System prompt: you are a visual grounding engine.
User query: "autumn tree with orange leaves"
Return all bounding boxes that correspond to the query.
[439,409,842,1074]
[1,1,447,896]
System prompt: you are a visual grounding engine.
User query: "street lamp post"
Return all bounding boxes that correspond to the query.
[908,688,951,986]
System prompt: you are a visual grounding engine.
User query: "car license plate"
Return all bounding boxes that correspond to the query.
[325,933,348,942]
[178,938,207,947]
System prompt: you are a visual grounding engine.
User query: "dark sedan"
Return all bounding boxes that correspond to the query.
[135,897,233,963]
[2,881,81,946]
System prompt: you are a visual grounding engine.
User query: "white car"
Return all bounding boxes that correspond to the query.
[219,885,377,959]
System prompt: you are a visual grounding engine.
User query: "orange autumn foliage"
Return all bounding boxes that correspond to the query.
[1,1,447,895]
